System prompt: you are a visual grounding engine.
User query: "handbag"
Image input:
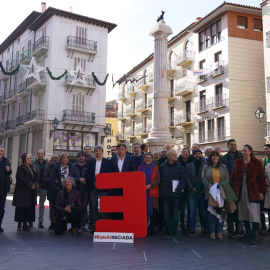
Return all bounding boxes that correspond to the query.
[208,195,219,207]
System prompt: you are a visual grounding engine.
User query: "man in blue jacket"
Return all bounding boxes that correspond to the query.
[159,149,186,236]
[0,145,12,232]
[86,146,112,232]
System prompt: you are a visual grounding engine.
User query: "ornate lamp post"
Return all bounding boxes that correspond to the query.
[49,117,59,139]
[101,124,111,144]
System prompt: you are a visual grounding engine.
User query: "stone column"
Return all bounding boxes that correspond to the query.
[145,21,176,152]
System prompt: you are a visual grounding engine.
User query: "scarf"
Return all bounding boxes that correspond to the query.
[140,162,155,217]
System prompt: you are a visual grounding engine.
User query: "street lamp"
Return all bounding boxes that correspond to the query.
[101,124,111,144]
[254,106,270,125]
[49,117,59,139]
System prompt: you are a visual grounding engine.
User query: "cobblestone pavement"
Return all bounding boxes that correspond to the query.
[1,197,270,270]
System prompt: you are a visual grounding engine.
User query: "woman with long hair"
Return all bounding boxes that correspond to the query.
[202,151,230,240]
[12,153,39,231]
[230,144,266,245]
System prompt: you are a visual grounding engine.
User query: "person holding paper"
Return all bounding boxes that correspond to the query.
[159,150,187,236]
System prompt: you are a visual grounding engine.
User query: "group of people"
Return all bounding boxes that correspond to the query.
[0,139,269,245]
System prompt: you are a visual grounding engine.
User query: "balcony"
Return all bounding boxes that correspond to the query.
[62,110,95,124]
[32,36,49,57]
[9,59,19,72]
[175,113,194,126]
[20,49,32,64]
[6,89,17,103]
[125,106,136,117]
[137,78,148,91]
[124,129,136,138]
[196,74,207,84]
[148,71,154,82]
[65,74,96,94]
[167,62,176,76]
[0,121,4,132]
[17,82,29,97]
[210,93,227,109]
[176,50,194,66]
[118,90,126,102]
[16,115,26,127]
[0,95,7,107]
[5,120,16,130]
[126,84,136,96]
[0,70,9,81]
[116,132,125,141]
[211,61,224,77]
[117,111,126,121]
[26,71,46,92]
[25,109,44,125]
[136,101,148,113]
[135,125,151,136]
[175,78,194,96]
[66,36,97,56]
[195,100,209,114]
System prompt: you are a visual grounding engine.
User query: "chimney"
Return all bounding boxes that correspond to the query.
[196,17,202,22]
[41,2,46,13]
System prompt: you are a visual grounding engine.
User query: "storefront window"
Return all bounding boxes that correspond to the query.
[83,133,96,148]
[69,132,82,151]
[54,131,68,150]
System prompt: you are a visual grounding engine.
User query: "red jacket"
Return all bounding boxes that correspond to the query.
[230,158,266,202]
[138,164,160,198]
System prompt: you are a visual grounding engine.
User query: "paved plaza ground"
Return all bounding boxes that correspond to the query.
[1,197,270,270]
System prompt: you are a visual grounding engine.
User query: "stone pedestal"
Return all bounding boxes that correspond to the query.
[145,22,176,152]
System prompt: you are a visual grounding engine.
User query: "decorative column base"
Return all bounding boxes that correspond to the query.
[145,136,176,153]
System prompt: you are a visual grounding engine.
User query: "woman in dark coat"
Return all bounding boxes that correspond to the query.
[230,144,266,245]
[12,153,39,231]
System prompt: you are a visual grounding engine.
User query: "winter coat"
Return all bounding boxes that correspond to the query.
[32,159,49,189]
[0,156,12,193]
[12,164,39,208]
[159,160,187,198]
[230,158,266,203]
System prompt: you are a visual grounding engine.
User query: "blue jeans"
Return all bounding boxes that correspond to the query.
[208,212,224,234]
[189,192,208,231]
[163,197,180,233]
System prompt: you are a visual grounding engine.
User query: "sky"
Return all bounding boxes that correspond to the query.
[0,0,262,101]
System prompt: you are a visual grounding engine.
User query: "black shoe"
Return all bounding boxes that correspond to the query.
[38,222,44,228]
[80,227,88,232]
[48,224,55,230]
[228,231,237,238]
[0,227,4,232]
[249,230,260,245]
[28,222,33,228]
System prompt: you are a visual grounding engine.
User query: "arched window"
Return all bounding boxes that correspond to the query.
[144,70,148,84]
[185,41,192,58]
[169,51,176,69]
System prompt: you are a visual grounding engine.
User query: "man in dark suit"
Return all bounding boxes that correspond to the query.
[110,143,136,173]
[86,146,112,232]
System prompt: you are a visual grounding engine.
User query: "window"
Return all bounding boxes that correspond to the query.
[76,26,87,43]
[74,57,86,71]
[106,104,112,109]
[266,31,270,48]
[200,90,206,111]
[186,100,191,122]
[72,94,85,111]
[237,16,248,29]
[254,19,262,32]
[199,60,206,81]
[199,19,221,51]
[217,117,225,140]
[215,84,223,107]
[169,52,175,69]
[208,119,214,142]
[7,47,10,54]
[170,79,174,97]
[215,51,222,62]
[170,107,174,126]
[17,38,20,45]
[53,130,96,151]
[199,122,205,143]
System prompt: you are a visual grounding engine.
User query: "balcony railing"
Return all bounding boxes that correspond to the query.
[9,59,19,72]
[117,111,126,120]
[26,71,46,90]
[137,77,148,90]
[167,62,176,76]
[125,106,136,117]
[16,115,26,127]
[20,49,32,64]
[6,88,18,102]
[175,78,194,96]
[65,74,96,88]
[135,125,150,135]
[136,101,148,112]
[67,36,97,52]
[25,109,44,123]
[175,113,193,125]
[210,93,227,109]
[0,69,9,81]
[5,120,16,130]
[147,95,153,107]
[211,60,224,77]
[126,84,136,95]
[32,36,49,55]
[0,121,4,132]
[62,110,95,123]
[176,50,194,66]
[266,126,270,138]
[168,88,175,101]
[148,71,154,82]
[195,99,209,114]
[118,90,126,101]
[17,82,29,97]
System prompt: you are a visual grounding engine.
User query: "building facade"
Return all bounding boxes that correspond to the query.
[117,2,265,154]
[0,4,116,184]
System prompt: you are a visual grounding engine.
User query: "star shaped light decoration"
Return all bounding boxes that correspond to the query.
[22,57,45,82]
[69,63,88,86]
